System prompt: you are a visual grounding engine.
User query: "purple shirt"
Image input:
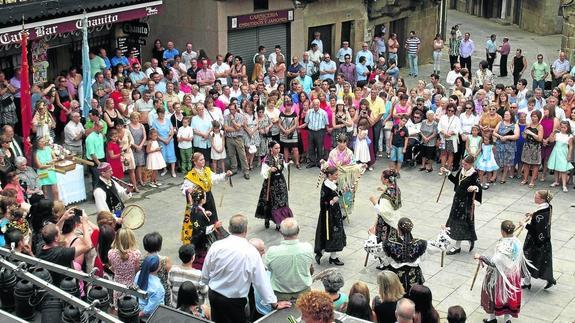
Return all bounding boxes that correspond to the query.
[459,39,475,58]
[338,63,356,85]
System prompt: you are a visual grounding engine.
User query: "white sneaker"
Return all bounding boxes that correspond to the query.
[155,182,163,186]
[160,169,167,176]
[149,183,157,188]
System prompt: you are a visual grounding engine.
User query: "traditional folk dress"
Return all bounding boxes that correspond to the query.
[181,204,217,270]
[325,147,365,217]
[255,153,293,225]
[480,237,529,319]
[382,230,427,292]
[180,167,227,223]
[445,167,482,241]
[523,203,554,283]
[364,183,401,263]
[314,179,347,255]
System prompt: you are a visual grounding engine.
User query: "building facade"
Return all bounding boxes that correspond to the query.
[146,0,441,71]
[0,0,163,82]
[452,0,562,35]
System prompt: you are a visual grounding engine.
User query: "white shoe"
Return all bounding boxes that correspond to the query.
[171,172,177,178]
[155,182,163,186]
[149,183,157,188]
[160,169,167,176]
[563,186,568,193]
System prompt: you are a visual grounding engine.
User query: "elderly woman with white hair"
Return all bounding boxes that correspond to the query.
[14,156,44,200]
[419,110,438,172]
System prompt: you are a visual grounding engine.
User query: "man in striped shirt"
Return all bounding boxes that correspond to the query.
[304,99,329,168]
[405,31,421,77]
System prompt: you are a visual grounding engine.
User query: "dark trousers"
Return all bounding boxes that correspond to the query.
[372,121,383,154]
[449,55,459,70]
[209,289,247,323]
[486,52,496,71]
[500,54,508,77]
[460,56,471,70]
[513,71,521,85]
[307,129,325,166]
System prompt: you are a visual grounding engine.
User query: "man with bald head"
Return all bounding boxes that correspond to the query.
[396,298,416,323]
[264,218,314,301]
[304,99,329,168]
[1,125,24,158]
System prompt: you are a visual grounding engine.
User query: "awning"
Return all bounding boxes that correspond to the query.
[0,0,162,45]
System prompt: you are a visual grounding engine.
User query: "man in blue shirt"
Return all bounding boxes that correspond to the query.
[304,99,329,168]
[485,34,497,71]
[355,56,369,87]
[99,48,111,70]
[163,41,179,63]
[319,54,336,82]
[111,48,129,69]
[297,68,313,95]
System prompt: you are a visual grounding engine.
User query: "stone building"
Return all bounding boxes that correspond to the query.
[452,0,562,35]
[146,0,441,71]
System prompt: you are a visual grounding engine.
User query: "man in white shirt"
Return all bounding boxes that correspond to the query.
[145,58,163,77]
[546,96,566,120]
[211,55,230,86]
[202,214,291,323]
[93,162,131,214]
[181,42,198,70]
[446,63,462,89]
[355,43,374,69]
[308,43,323,75]
[533,88,546,110]
[336,41,353,64]
[64,112,85,156]
[268,45,284,71]
[229,78,242,99]
[311,31,323,53]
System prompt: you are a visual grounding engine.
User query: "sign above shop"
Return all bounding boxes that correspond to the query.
[122,22,150,36]
[0,1,162,45]
[228,9,294,30]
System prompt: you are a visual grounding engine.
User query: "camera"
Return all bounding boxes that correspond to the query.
[73,208,83,218]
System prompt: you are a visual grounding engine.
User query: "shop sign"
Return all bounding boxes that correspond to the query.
[229,9,294,30]
[0,4,162,45]
[122,22,149,36]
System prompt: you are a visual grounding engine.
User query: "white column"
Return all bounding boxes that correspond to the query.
[501,0,507,19]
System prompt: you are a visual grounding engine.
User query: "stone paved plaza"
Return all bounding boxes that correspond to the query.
[75,10,575,323]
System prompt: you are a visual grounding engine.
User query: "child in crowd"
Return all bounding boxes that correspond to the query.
[465,125,482,159]
[146,129,166,188]
[354,119,371,167]
[106,129,124,179]
[548,121,574,192]
[210,121,226,173]
[389,117,409,176]
[475,130,499,189]
[177,117,194,173]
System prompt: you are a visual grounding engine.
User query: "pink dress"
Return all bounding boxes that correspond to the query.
[108,249,142,306]
[540,118,555,162]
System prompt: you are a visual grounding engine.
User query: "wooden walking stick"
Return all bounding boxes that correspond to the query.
[440,251,445,267]
[219,175,234,207]
[436,174,448,203]
[265,176,272,202]
[364,252,369,267]
[470,191,477,221]
[470,261,481,291]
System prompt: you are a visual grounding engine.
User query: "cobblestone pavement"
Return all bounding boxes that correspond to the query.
[76,10,574,323]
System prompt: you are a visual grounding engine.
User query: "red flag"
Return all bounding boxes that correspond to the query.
[20,30,32,158]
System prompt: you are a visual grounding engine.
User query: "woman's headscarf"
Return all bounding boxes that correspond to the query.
[381,169,401,210]
[137,255,160,290]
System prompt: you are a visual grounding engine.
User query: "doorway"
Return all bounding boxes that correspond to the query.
[341,21,353,46]
[389,18,407,68]
[513,0,522,24]
[308,24,333,55]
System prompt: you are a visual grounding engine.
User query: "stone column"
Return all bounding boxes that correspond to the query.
[501,0,507,19]
[562,4,575,62]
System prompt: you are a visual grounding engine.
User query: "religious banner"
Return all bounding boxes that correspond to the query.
[31,39,49,85]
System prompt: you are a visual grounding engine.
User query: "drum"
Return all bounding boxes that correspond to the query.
[121,205,145,230]
[206,228,230,249]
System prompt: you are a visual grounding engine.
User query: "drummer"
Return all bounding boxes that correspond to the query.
[94,162,132,216]
[181,153,232,221]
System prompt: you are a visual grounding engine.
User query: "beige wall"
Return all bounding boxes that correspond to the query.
[520,0,562,35]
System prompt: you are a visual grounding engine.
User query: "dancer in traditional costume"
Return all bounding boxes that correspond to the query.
[321,134,366,218]
[381,217,427,292]
[180,189,222,269]
[255,141,294,230]
[440,155,482,255]
[181,152,232,222]
[314,166,346,266]
[475,220,530,323]
[521,190,556,290]
[366,169,401,269]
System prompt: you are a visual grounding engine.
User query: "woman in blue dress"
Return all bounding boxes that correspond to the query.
[514,112,527,179]
[152,107,177,177]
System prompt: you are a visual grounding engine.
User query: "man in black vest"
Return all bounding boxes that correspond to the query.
[93,162,131,216]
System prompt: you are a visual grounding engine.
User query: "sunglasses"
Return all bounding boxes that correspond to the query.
[465,107,473,110]
[448,110,455,112]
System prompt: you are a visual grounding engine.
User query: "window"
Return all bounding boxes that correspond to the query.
[253,0,268,10]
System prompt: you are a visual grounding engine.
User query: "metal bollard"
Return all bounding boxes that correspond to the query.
[117,295,140,323]
[0,267,17,312]
[13,279,35,321]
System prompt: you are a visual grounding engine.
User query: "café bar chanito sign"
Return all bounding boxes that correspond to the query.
[0,3,162,45]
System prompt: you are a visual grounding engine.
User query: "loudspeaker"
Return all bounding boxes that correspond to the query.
[147,305,214,323]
